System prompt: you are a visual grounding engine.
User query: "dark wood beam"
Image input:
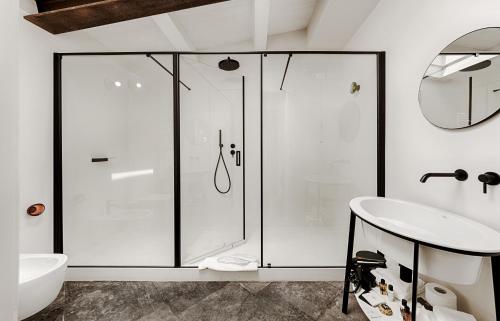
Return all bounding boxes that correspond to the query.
[35,0,106,13]
[36,0,109,13]
[25,0,229,34]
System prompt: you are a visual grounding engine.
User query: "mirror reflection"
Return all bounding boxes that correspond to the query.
[419,28,500,129]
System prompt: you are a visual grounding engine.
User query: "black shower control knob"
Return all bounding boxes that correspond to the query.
[230,150,236,157]
[478,172,500,184]
[231,144,236,148]
[478,172,500,194]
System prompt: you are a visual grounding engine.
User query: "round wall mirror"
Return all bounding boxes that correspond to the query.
[419,28,500,129]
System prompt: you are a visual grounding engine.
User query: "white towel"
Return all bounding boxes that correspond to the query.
[371,268,425,300]
[198,254,259,272]
[432,306,476,321]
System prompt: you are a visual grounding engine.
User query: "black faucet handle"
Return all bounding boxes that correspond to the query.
[454,169,468,181]
[478,172,500,194]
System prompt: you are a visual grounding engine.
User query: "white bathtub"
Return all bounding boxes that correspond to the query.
[18,254,68,320]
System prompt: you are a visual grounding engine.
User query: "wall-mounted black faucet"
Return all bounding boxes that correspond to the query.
[478,172,500,194]
[420,169,468,183]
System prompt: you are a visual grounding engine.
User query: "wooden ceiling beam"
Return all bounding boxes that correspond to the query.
[35,0,106,13]
[25,0,229,34]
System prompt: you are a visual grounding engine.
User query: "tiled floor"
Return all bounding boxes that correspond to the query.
[27,281,367,321]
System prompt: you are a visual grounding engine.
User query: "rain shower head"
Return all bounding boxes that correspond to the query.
[219,57,240,71]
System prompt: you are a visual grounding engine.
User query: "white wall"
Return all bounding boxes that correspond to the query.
[0,1,19,320]
[18,11,104,254]
[346,1,500,320]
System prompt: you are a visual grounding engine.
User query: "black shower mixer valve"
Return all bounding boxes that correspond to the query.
[230,143,236,157]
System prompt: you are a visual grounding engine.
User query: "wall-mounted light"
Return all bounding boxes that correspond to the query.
[136,82,142,88]
[114,81,122,87]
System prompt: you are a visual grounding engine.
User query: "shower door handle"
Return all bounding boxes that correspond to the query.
[92,157,109,163]
[236,151,241,167]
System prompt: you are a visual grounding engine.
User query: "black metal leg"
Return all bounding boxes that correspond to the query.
[412,243,420,321]
[492,256,500,321]
[342,212,357,314]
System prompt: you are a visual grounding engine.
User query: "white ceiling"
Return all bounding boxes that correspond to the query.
[307,0,380,49]
[268,0,317,36]
[168,0,317,49]
[85,17,175,51]
[65,0,379,51]
[170,0,254,49]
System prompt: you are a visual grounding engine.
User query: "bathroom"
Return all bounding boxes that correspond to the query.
[2,0,500,320]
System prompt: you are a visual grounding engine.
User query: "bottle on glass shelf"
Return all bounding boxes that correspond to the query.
[402,306,412,321]
[387,284,394,302]
[379,279,388,295]
[400,299,408,317]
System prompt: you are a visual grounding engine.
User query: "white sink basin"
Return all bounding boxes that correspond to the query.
[19,254,68,320]
[350,196,500,255]
[350,197,500,284]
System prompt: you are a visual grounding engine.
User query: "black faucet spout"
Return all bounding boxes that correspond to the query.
[419,173,433,183]
[420,169,468,183]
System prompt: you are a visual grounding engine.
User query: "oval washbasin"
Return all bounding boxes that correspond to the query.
[19,254,68,320]
[350,196,500,255]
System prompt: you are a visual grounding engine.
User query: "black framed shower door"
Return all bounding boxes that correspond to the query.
[53,51,385,269]
[177,54,248,265]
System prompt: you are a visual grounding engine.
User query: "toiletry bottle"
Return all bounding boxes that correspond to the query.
[403,306,411,321]
[387,284,394,302]
[400,299,408,317]
[379,278,387,295]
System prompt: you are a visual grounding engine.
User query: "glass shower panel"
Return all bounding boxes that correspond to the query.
[180,54,246,265]
[62,55,175,266]
[262,54,378,266]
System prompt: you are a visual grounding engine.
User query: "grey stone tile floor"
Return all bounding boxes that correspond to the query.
[26,282,367,321]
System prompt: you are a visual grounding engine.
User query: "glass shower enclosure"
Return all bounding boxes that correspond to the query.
[179,54,249,265]
[262,53,380,267]
[55,51,384,268]
[61,55,176,266]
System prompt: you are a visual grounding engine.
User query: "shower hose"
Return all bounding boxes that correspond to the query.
[214,130,231,194]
